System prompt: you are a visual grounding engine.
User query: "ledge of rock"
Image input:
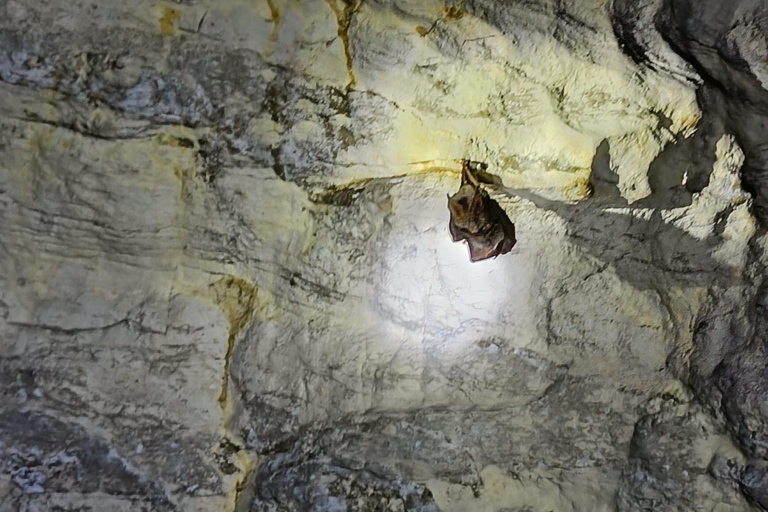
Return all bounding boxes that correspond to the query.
[1,0,768,511]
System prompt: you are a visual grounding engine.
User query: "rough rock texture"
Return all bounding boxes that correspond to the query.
[1,0,768,511]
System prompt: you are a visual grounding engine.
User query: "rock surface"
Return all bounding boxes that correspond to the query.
[1,0,767,511]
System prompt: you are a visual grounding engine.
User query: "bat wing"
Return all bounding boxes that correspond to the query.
[448,165,516,262]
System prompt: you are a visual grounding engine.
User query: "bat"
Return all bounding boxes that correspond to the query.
[447,160,516,262]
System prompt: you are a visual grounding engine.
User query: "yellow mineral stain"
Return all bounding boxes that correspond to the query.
[415,25,429,36]
[146,139,197,211]
[156,132,196,149]
[171,163,190,184]
[443,5,464,19]
[564,176,594,200]
[210,276,257,406]
[179,276,262,512]
[324,0,361,90]
[677,110,701,135]
[417,5,463,37]
[158,6,181,36]
[26,124,59,162]
[407,159,464,172]
[150,129,199,205]
[230,449,256,512]
[265,0,281,55]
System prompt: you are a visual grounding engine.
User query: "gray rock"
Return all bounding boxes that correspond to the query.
[1,0,768,511]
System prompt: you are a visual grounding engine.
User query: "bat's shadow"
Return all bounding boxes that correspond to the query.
[499,114,743,291]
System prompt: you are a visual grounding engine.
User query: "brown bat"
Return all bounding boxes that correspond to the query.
[447,161,516,262]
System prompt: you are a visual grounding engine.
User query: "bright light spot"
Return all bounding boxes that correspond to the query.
[374,191,532,357]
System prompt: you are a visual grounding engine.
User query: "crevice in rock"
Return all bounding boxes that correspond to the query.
[7,114,154,142]
[205,276,260,510]
[265,0,281,52]
[309,181,371,206]
[324,0,362,90]
[210,276,257,407]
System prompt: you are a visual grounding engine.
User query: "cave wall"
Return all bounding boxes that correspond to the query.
[1,0,768,511]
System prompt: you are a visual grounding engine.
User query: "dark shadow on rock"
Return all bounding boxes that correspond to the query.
[639,91,726,209]
[653,0,768,226]
[589,139,623,201]
[499,109,738,290]
[528,201,735,290]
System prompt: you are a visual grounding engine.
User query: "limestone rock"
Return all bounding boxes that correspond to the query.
[1,0,768,511]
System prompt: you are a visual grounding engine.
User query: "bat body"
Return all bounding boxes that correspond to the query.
[447,161,516,262]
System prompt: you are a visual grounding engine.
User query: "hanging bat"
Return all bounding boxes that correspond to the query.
[447,160,516,262]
